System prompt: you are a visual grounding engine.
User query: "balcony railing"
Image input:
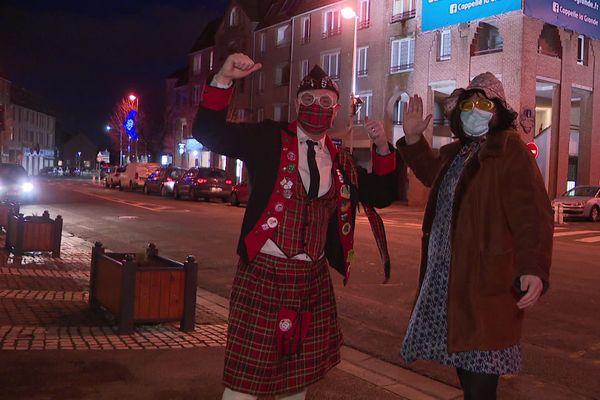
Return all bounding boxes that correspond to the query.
[471,47,503,56]
[391,10,416,23]
[392,120,403,126]
[358,19,371,30]
[389,63,414,74]
[357,69,368,77]
[322,27,342,39]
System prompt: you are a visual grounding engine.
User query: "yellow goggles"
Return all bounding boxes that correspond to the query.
[459,99,495,112]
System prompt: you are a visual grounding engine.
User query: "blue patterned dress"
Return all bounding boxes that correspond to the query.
[401,141,521,375]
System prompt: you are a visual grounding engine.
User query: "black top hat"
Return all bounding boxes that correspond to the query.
[297,65,340,98]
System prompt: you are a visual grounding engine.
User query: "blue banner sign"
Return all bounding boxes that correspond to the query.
[422,0,522,31]
[524,0,600,39]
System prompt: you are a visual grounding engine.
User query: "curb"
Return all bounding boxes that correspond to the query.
[196,288,462,400]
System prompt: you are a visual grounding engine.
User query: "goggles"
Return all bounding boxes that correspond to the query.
[459,98,495,112]
[299,92,337,109]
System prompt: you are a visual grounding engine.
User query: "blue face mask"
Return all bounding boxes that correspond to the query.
[460,108,493,137]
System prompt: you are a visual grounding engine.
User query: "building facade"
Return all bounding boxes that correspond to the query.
[165,0,600,204]
[7,86,56,175]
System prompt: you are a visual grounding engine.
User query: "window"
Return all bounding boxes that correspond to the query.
[391,37,415,73]
[193,86,201,105]
[259,32,267,56]
[357,47,368,77]
[209,50,214,70]
[322,51,340,79]
[300,59,309,81]
[193,54,202,74]
[391,0,416,22]
[577,35,588,65]
[358,0,371,29]
[354,92,372,125]
[229,7,240,27]
[273,104,288,122]
[323,10,341,38]
[274,63,290,86]
[257,71,265,94]
[276,24,291,47]
[301,16,311,44]
[471,22,503,56]
[257,108,265,122]
[393,94,409,125]
[438,30,451,61]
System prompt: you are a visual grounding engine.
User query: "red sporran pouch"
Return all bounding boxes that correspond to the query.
[276,307,312,356]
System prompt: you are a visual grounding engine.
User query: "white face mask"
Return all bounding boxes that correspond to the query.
[460,108,494,138]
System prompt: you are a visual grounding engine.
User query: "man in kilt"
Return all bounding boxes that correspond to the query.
[193,53,397,400]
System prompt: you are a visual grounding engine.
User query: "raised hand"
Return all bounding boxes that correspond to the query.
[403,94,432,145]
[365,117,390,155]
[215,53,262,86]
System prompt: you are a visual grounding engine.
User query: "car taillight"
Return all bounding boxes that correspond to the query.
[166,177,173,182]
[225,179,233,185]
[135,172,139,180]
[197,178,208,184]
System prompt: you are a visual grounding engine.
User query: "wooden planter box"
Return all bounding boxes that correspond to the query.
[89,242,198,334]
[0,202,19,229]
[5,211,63,257]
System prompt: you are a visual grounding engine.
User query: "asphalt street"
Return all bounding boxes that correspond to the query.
[20,178,600,400]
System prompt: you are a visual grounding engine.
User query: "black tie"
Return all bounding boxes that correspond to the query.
[306,140,320,199]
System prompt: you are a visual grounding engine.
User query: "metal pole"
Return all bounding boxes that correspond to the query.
[349,16,358,154]
[119,130,123,166]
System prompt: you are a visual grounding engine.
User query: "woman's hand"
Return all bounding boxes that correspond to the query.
[403,94,432,145]
[365,117,390,155]
[214,53,262,86]
[517,275,544,309]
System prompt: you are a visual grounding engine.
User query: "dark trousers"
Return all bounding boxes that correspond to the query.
[456,368,499,400]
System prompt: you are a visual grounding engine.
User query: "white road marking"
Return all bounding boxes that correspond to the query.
[554,230,596,237]
[68,188,187,212]
[575,236,600,243]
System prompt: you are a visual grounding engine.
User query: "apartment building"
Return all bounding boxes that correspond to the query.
[8,86,56,174]
[165,0,600,204]
[0,76,11,163]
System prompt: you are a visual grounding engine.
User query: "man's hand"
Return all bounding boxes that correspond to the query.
[403,94,432,145]
[214,53,262,86]
[516,275,544,309]
[365,117,390,155]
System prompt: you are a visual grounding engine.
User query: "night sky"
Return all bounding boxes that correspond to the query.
[0,0,229,145]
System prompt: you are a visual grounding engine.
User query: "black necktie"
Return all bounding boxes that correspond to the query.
[306,140,320,199]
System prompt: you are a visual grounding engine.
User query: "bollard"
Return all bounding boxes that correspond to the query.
[558,203,564,224]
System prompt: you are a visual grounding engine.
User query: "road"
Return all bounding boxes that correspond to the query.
[20,178,600,400]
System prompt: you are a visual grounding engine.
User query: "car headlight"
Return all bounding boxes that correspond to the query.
[22,182,34,193]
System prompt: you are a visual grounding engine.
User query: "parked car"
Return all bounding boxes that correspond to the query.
[38,166,56,177]
[0,163,35,202]
[143,166,186,196]
[230,180,250,206]
[552,185,600,222]
[119,162,161,191]
[173,167,233,202]
[105,166,125,188]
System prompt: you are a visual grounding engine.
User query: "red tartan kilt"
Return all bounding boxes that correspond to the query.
[223,253,342,396]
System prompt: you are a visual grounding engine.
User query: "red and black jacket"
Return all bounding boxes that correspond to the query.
[193,83,397,281]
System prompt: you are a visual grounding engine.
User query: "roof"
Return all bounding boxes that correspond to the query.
[255,0,297,31]
[10,86,54,116]
[189,17,222,53]
[234,0,276,22]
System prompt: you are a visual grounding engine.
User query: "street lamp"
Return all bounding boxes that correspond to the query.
[342,6,359,153]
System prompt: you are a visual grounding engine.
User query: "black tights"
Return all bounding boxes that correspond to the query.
[456,368,499,400]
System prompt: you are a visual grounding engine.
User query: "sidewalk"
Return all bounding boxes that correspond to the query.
[0,231,461,400]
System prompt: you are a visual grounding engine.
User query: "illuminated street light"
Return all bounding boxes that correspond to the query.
[341,7,356,19]
[129,94,137,101]
[105,125,111,132]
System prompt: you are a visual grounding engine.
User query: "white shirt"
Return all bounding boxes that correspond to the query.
[260,127,333,261]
